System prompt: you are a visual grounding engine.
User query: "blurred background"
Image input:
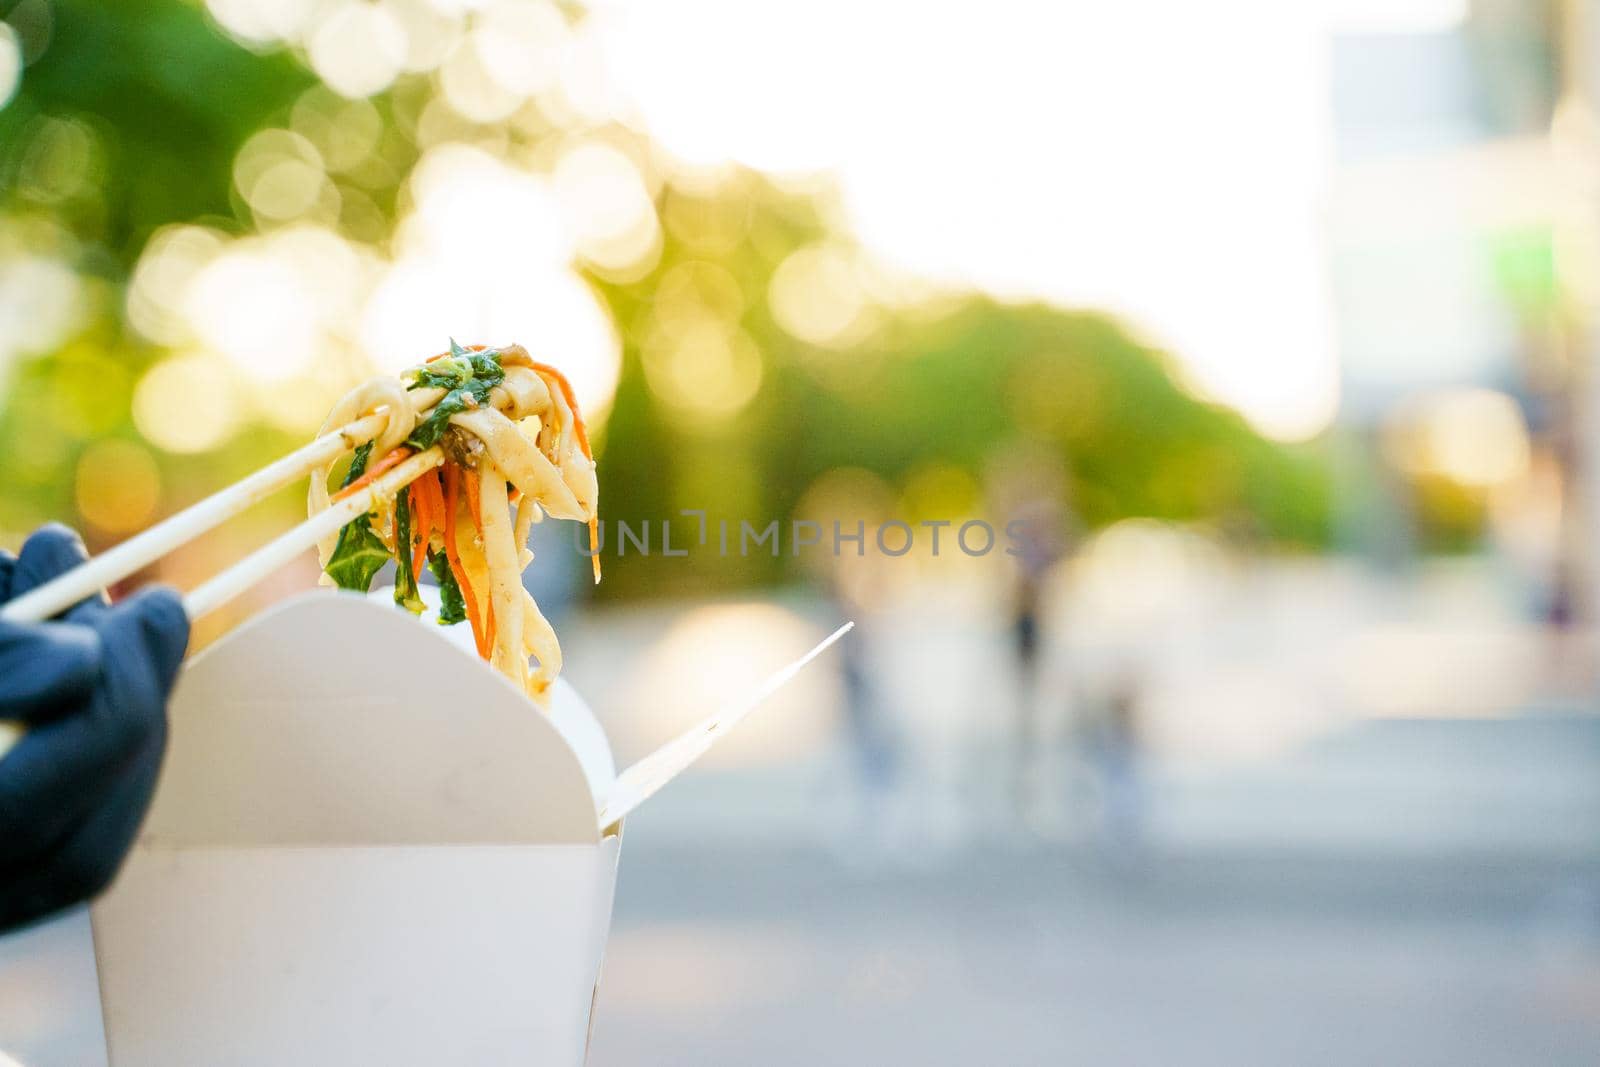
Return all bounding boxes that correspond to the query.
[4,0,1600,1063]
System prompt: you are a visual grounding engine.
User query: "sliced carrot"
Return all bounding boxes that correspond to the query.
[413,468,448,581]
[408,483,428,581]
[332,447,412,502]
[523,360,601,584]
[461,463,497,660]
[526,360,592,460]
[414,468,446,542]
[588,518,601,584]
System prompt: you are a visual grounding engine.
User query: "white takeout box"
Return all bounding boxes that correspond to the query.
[83,590,672,1066]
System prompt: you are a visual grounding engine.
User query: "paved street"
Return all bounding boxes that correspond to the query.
[10,565,1600,1065]
[592,835,1600,1066]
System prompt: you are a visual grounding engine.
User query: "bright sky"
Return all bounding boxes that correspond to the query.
[590,0,1469,440]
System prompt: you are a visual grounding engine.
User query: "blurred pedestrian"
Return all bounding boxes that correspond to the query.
[1007,496,1069,822]
[826,553,901,846]
[1092,669,1147,865]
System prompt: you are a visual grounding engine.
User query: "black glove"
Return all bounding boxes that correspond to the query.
[0,524,189,933]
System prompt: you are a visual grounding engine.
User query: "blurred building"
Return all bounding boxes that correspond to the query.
[1326,5,1568,603]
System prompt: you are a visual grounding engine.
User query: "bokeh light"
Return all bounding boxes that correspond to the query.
[234,128,333,224]
[768,244,872,348]
[205,0,319,46]
[308,2,408,99]
[552,141,661,278]
[127,226,228,346]
[16,117,102,205]
[438,36,524,123]
[133,355,241,455]
[289,90,383,175]
[389,0,464,73]
[641,319,763,421]
[0,256,84,380]
[361,144,621,414]
[1386,387,1533,489]
[185,245,320,384]
[74,440,161,534]
[637,258,761,418]
[473,0,567,97]
[0,25,23,111]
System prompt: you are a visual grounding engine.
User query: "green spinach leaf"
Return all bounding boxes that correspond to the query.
[323,442,392,593]
[392,487,425,614]
[427,549,467,625]
[404,339,505,451]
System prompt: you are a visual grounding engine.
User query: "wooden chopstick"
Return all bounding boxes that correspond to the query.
[0,410,393,625]
[0,447,444,761]
[183,447,443,619]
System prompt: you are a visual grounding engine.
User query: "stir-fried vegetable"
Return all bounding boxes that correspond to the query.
[391,487,426,615]
[324,443,392,592]
[310,341,598,702]
[404,340,505,451]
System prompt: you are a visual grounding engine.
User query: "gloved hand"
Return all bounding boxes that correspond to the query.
[0,525,189,933]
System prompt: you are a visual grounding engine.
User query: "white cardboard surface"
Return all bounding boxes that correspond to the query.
[93,842,619,1067]
[68,590,846,1065]
[141,591,604,846]
[91,591,622,1066]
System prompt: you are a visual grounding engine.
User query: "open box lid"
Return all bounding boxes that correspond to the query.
[143,591,612,848]
[141,589,851,850]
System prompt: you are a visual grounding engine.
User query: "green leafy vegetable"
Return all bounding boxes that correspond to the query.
[404,339,505,450]
[325,522,390,593]
[428,549,467,625]
[322,341,508,605]
[324,442,391,592]
[392,488,425,615]
[343,441,373,485]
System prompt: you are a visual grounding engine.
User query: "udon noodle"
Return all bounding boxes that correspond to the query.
[307,342,598,704]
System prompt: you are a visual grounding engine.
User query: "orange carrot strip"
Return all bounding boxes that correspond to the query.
[522,359,601,580]
[526,360,592,459]
[332,447,412,502]
[588,518,601,584]
[415,468,446,539]
[408,483,428,581]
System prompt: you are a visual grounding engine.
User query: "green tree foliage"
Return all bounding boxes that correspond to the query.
[0,0,313,260]
[0,0,1333,591]
[588,175,1332,598]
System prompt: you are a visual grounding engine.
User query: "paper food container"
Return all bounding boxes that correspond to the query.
[83,590,845,1066]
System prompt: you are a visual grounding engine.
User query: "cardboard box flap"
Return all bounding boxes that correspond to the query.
[598,622,853,829]
[142,591,605,847]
